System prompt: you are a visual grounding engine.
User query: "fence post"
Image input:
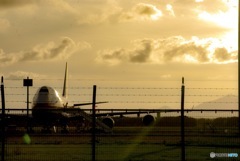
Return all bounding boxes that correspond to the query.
[92,85,97,161]
[1,76,5,161]
[181,77,185,161]
[238,0,240,136]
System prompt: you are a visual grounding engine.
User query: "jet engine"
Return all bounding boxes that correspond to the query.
[142,114,155,126]
[102,117,115,128]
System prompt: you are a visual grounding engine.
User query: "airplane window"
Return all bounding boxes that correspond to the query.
[39,87,49,93]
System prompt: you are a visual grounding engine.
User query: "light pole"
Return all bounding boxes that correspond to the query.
[23,77,33,132]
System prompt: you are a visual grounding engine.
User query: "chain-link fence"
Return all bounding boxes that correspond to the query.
[1,78,239,161]
[1,111,239,161]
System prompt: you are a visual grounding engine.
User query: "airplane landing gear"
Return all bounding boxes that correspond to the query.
[61,125,69,134]
[41,126,56,133]
[41,127,52,133]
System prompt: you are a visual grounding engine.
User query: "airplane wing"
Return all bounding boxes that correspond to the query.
[1,108,237,131]
[56,108,180,118]
[66,108,239,117]
[73,102,108,107]
[2,108,237,122]
[90,109,179,117]
[94,111,149,117]
[2,108,237,117]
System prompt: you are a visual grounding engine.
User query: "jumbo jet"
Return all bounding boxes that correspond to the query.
[2,63,156,133]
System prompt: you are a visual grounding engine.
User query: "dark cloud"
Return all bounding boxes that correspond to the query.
[134,3,160,17]
[118,3,163,22]
[97,36,237,65]
[97,39,155,65]
[101,48,126,60]
[213,47,237,62]
[0,37,90,66]
[163,42,209,63]
[0,0,35,8]
[129,39,152,63]
[19,37,76,61]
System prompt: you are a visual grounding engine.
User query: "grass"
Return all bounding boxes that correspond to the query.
[3,127,240,161]
[5,144,240,161]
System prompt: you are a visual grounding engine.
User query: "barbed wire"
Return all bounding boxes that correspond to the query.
[4,76,238,82]
[68,94,237,97]
[4,93,238,97]
[4,86,238,91]
[2,85,238,106]
[108,101,238,104]
[4,100,238,104]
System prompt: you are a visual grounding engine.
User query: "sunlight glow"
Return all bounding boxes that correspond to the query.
[198,0,237,29]
[198,10,237,29]
[150,7,162,20]
[221,29,238,51]
[197,0,238,61]
[166,4,175,16]
[183,55,199,63]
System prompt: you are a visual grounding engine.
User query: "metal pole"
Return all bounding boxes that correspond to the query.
[181,77,185,161]
[238,0,240,136]
[1,76,5,161]
[92,85,97,161]
[27,77,29,118]
[27,77,29,132]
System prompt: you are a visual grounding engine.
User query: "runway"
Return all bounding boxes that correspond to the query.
[4,126,240,161]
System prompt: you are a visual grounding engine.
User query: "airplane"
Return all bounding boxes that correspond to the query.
[1,63,156,133]
[1,64,238,133]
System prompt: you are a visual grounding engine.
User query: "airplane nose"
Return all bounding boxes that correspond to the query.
[34,86,50,104]
[33,86,62,106]
[39,86,49,93]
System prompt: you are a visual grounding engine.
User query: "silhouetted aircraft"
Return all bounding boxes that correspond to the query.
[1,63,155,133]
[3,63,236,133]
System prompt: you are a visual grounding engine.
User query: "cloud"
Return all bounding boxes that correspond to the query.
[129,39,153,63]
[195,0,229,13]
[0,0,35,8]
[166,4,175,16]
[96,39,154,65]
[213,48,237,62]
[97,36,237,65]
[77,5,122,25]
[76,1,123,25]
[40,0,80,15]
[119,3,163,22]
[77,3,163,24]
[163,41,209,63]
[6,71,46,80]
[0,37,91,66]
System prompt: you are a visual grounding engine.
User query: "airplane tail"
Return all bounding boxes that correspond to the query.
[62,62,68,98]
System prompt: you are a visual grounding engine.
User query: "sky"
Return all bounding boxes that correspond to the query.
[0,0,238,110]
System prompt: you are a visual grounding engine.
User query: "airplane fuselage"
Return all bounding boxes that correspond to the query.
[32,86,67,121]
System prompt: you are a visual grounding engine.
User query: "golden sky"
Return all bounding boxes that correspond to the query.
[0,0,238,85]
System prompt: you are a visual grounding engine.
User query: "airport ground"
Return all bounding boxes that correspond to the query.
[3,125,240,161]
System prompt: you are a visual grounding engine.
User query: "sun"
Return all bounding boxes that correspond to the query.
[197,0,238,52]
[198,0,237,29]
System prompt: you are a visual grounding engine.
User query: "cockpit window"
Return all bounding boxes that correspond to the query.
[39,87,49,93]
